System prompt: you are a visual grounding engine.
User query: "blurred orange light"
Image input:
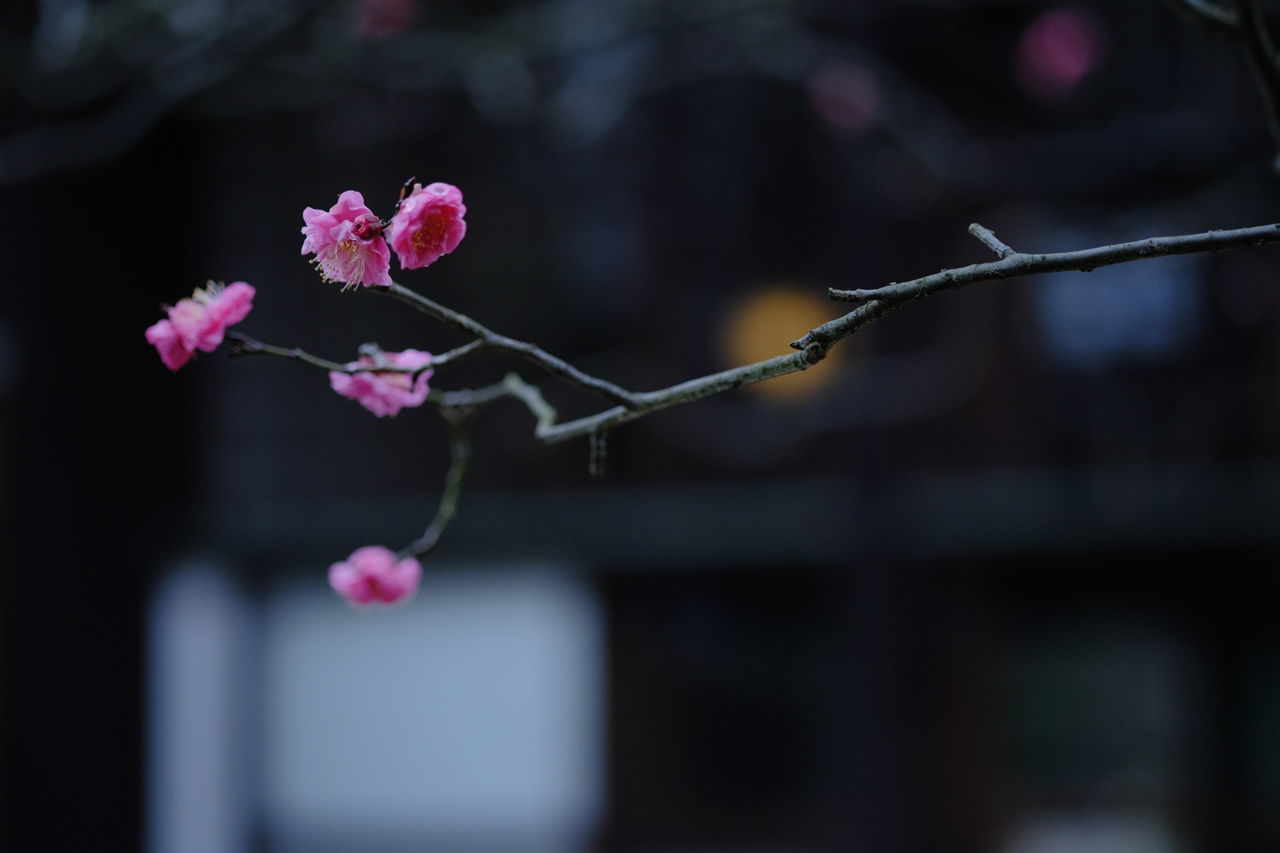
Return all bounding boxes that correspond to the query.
[718,284,849,402]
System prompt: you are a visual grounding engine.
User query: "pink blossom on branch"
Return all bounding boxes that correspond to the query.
[328,348,434,417]
[145,281,255,371]
[387,182,467,270]
[300,190,393,288]
[329,545,422,606]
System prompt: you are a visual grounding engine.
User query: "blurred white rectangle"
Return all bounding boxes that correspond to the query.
[262,563,604,850]
[1003,811,1182,853]
[148,561,254,853]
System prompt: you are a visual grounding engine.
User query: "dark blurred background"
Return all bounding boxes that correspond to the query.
[4,0,1280,851]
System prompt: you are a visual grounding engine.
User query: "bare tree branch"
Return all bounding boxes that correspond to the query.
[227,222,1280,447]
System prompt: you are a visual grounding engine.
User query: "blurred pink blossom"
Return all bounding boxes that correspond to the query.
[1015,6,1108,99]
[329,348,434,417]
[145,281,255,371]
[387,182,467,270]
[806,60,880,135]
[301,190,393,288]
[329,545,422,606]
[353,0,420,39]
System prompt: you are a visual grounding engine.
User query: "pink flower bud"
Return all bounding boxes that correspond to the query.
[145,281,255,371]
[328,348,434,417]
[329,545,422,607]
[301,190,393,288]
[387,182,467,271]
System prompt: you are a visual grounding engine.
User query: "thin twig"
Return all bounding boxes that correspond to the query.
[432,339,486,367]
[374,282,641,407]
[226,332,437,376]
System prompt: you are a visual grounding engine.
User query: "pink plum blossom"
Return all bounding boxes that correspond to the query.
[301,190,393,288]
[329,545,422,606]
[329,348,434,417]
[145,281,255,371]
[387,182,467,270]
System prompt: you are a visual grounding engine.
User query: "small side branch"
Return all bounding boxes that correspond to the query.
[968,223,1016,258]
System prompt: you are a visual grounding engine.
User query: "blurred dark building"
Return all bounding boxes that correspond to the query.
[3,1,1280,851]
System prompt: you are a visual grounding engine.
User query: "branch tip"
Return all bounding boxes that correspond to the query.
[829,288,873,302]
[968,223,1016,258]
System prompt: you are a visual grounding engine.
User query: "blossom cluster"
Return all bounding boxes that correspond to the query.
[301,183,466,289]
[145,180,467,609]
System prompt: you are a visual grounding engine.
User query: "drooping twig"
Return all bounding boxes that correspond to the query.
[401,409,471,558]
[396,374,571,556]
